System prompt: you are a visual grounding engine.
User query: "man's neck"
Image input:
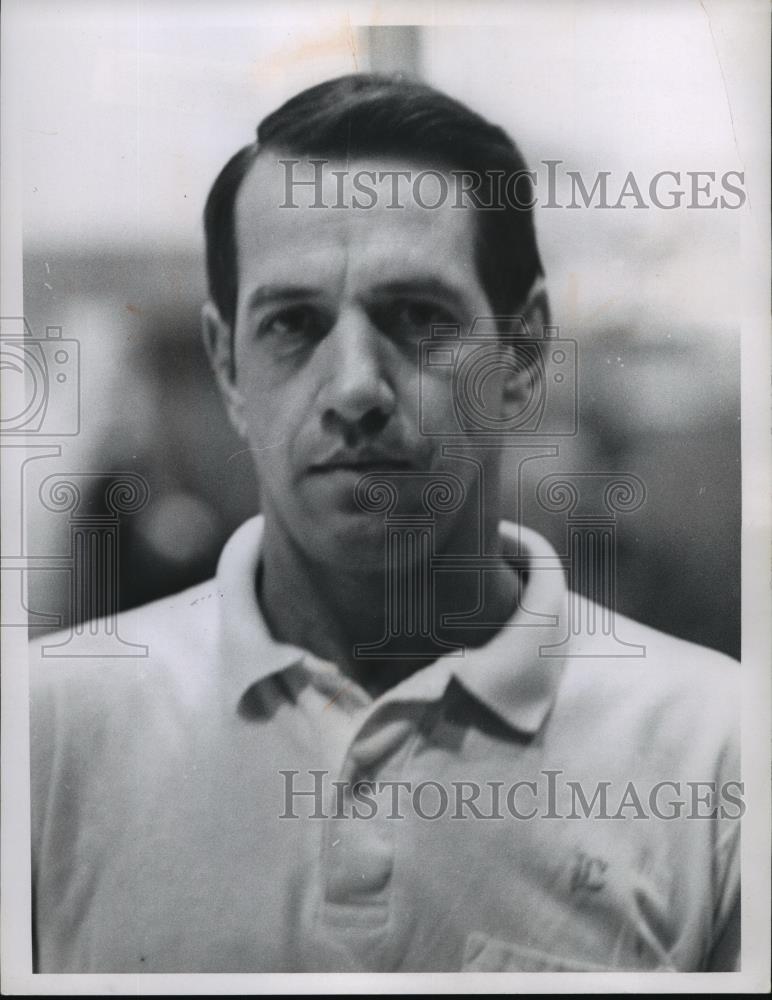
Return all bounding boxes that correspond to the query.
[256,516,521,699]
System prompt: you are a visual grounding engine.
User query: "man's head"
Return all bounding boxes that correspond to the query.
[204,73,545,337]
[202,73,549,567]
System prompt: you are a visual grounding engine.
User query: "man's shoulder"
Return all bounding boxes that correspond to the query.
[555,596,739,751]
[565,598,738,676]
[504,518,738,704]
[561,596,738,684]
[28,577,222,712]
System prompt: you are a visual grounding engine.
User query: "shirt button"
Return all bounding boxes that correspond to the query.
[324,826,394,904]
[348,717,415,771]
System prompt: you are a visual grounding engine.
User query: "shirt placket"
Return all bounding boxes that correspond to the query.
[294,659,426,936]
[318,706,422,930]
[293,651,454,973]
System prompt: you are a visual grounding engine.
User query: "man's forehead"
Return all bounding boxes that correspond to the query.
[237,150,467,207]
[236,154,480,239]
[233,152,482,293]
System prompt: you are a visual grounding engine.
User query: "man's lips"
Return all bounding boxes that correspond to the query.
[309,457,414,474]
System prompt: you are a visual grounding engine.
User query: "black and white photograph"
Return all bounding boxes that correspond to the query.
[1,0,769,993]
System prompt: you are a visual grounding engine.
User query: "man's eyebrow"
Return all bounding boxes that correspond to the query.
[244,278,473,313]
[368,278,470,309]
[245,285,321,312]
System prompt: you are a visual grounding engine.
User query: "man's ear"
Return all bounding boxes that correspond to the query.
[501,284,552,415]
[201,301,248,439]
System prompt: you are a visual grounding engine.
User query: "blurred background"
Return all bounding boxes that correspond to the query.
[19,1,741,657]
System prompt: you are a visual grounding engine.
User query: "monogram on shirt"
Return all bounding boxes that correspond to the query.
[570,850,608,893]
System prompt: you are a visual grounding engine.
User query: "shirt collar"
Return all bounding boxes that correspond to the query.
[216,515,304,706]
[216,515,567,735]
[447,520,568,735]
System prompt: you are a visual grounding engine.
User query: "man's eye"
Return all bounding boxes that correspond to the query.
[259,306,326,342]
[378,301,456,339]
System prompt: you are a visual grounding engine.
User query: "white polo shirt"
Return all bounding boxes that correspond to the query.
[30,516,740,973]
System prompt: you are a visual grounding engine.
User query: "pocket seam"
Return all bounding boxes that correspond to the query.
[462,931,614,973]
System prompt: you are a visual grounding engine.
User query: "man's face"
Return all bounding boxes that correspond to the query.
[208,155,520,566]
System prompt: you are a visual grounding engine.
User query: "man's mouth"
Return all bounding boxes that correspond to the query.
[310,457,414,474]
[309,450,416,474]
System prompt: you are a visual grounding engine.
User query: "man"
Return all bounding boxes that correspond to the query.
[30,74,740,973]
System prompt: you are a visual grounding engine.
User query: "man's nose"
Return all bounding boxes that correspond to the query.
[319,310,396,439]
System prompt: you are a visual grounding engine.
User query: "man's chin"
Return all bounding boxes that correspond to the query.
[313,507,390,556]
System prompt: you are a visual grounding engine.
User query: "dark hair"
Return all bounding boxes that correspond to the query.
[204,73,544,331]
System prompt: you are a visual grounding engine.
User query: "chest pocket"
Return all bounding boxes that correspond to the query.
[461,932,613,972]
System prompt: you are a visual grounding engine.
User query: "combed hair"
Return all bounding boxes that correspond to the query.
[204,73,544,330]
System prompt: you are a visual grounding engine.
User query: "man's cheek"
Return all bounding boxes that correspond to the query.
[242,407,291,452]
[414,373,456,436]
